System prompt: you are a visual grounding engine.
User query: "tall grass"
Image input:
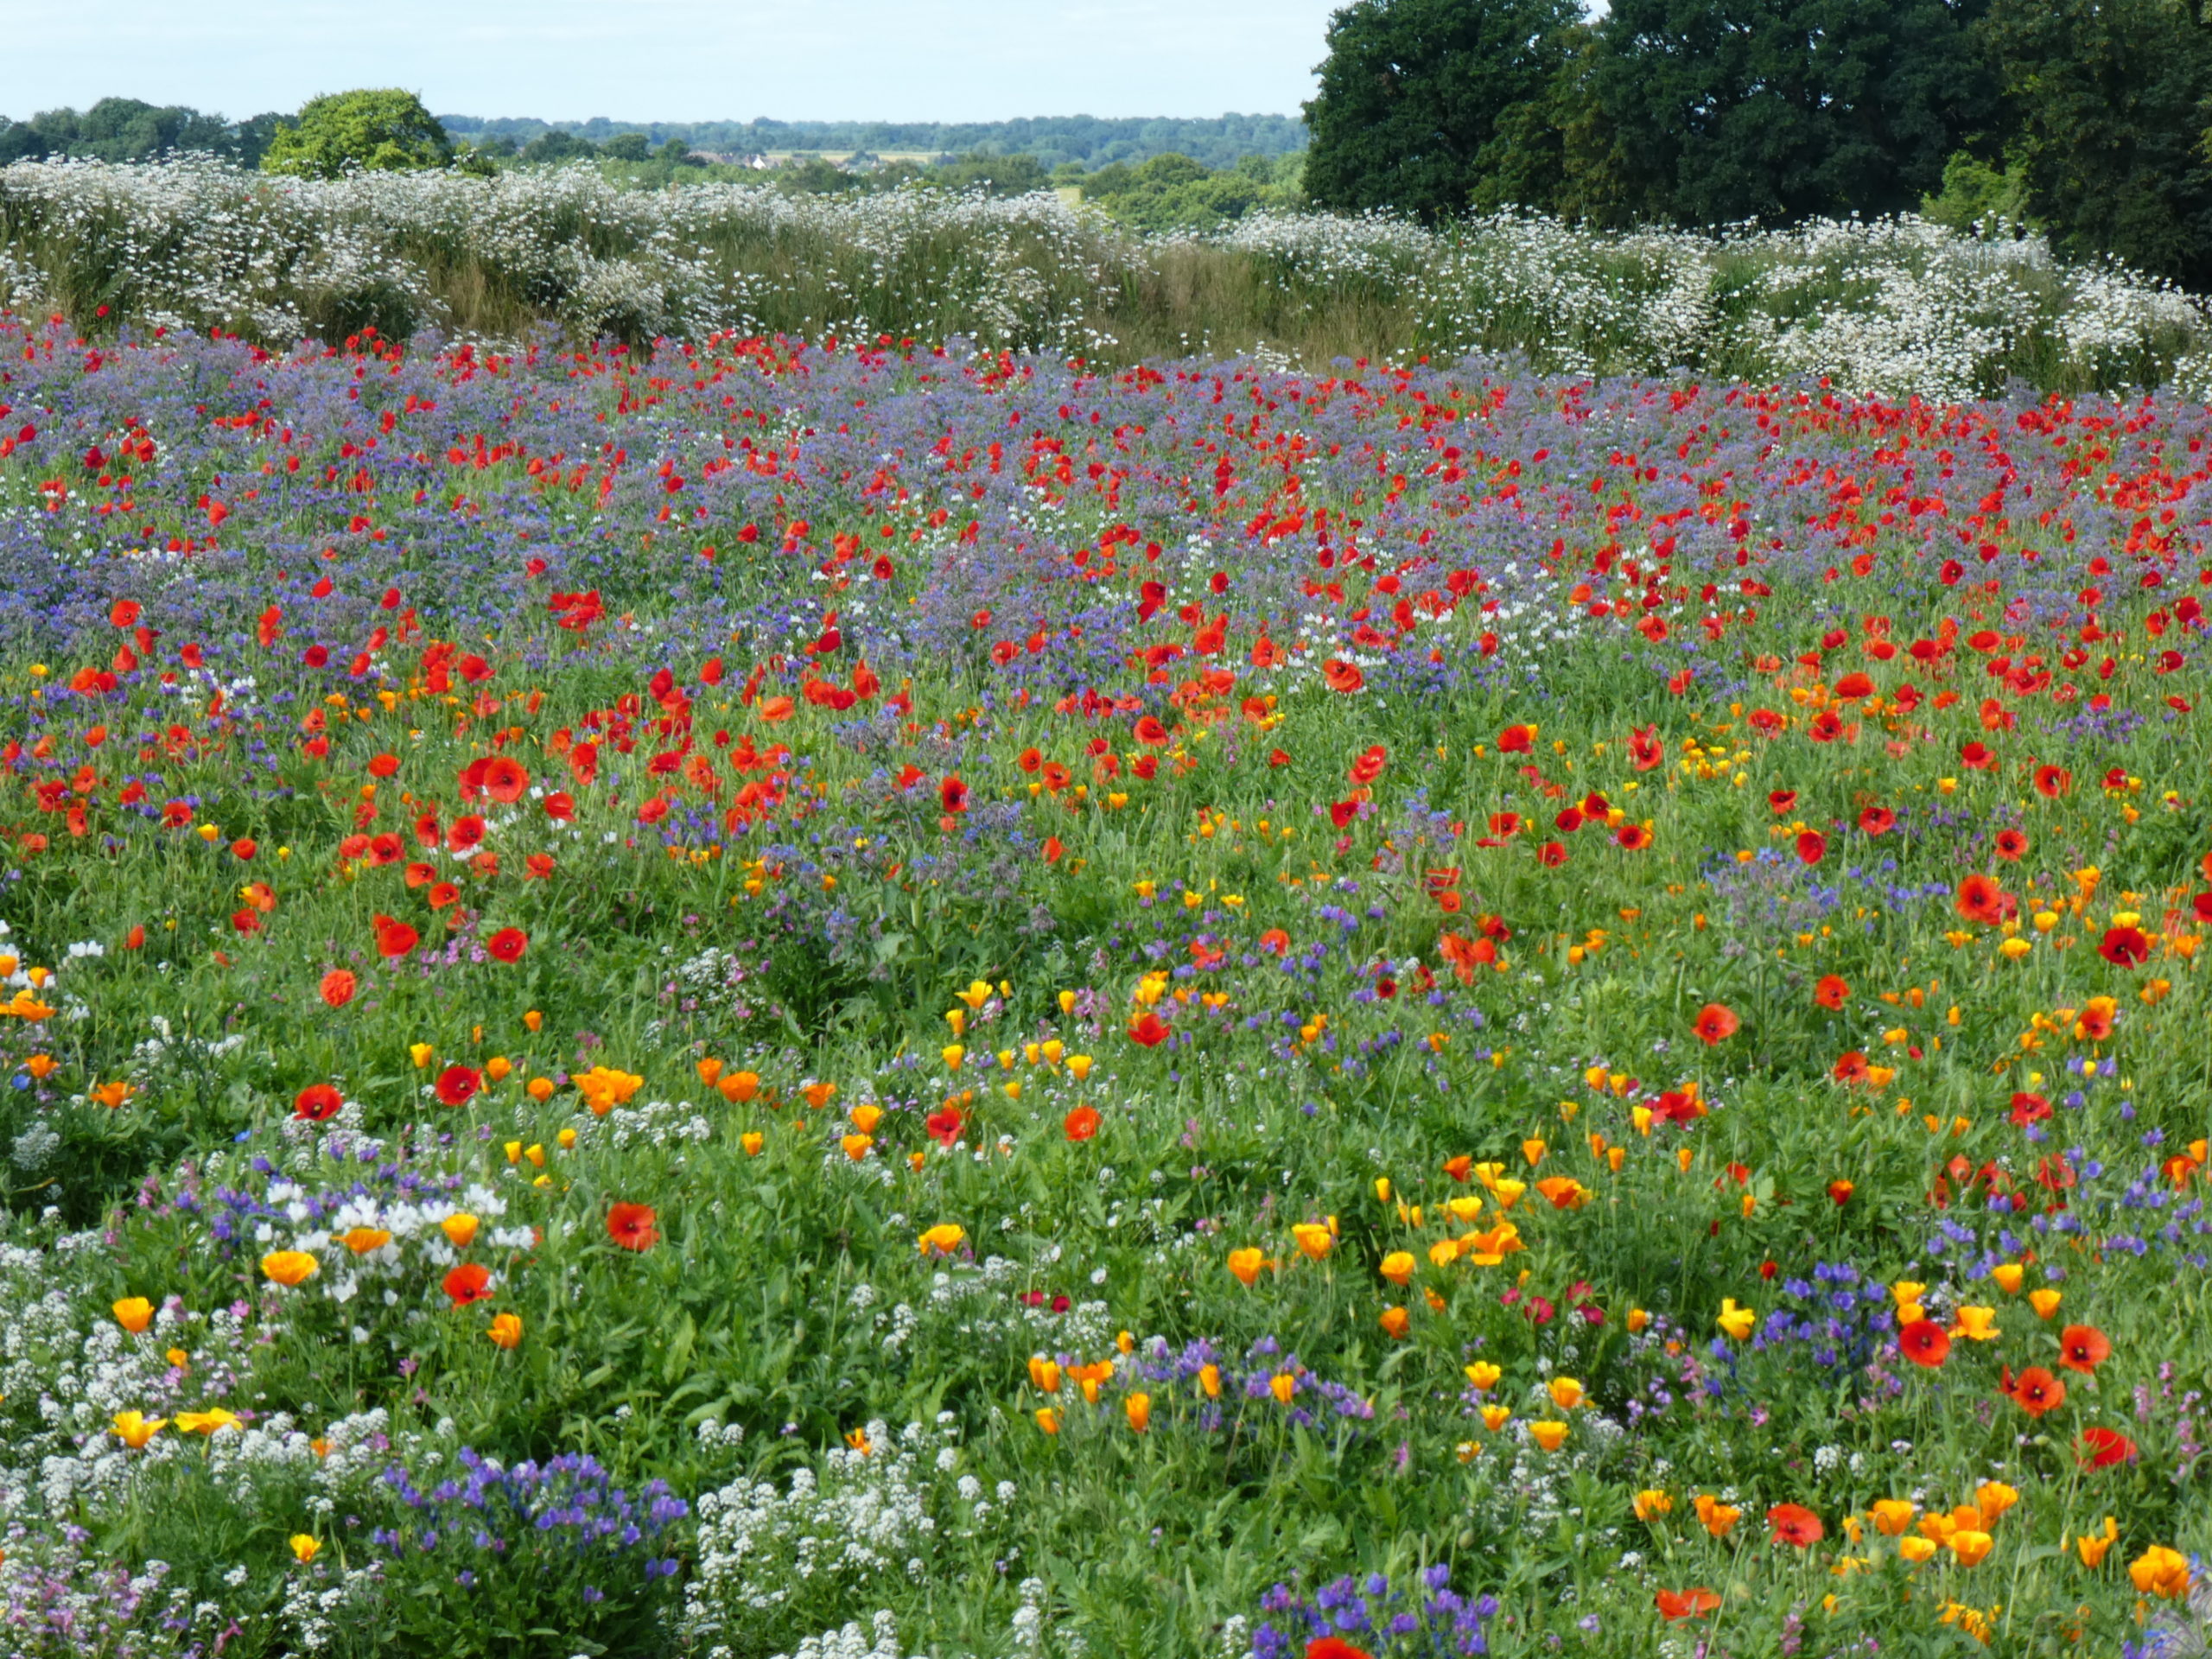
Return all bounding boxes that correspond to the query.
[3,156,2209,397]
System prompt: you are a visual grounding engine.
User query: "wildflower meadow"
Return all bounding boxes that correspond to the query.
[0,301,2208,1658]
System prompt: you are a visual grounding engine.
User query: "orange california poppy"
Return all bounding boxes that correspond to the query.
[1064,1105,1101,1141]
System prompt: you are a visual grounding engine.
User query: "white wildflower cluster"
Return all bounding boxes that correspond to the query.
[588,1096,716,1149]
[683,1414,1013,1657]
[0,1242,267,1520]
[3,160,2203,397]
[770,1610,913,1659]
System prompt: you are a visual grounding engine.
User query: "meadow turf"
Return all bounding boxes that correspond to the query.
[0,308,2208,1656]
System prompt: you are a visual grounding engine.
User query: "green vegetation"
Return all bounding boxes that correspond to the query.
[1305,0,2212,287]
[259,90,454,179]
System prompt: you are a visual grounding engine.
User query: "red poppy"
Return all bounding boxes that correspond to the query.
[939,775,969,814]
[2008,1091,2051,1127]
[2033,764,2071,798]
[1497,723,1534,753]
[434,1065,481,1107]
[1833,671,1874,699]
[1538,841,1568,867]
[1813,975,1849,1010]
[486,927,528,963]
[2005,1365,2067,1416]
[543,791,575,821]
[319,969,357,1008]
[2079,1426,2137,1468]
[925,1103,964,1146]
[1692,1003,1739,1046]
[2194,892,2212,924]
[2056,1325,2111,1374]
[1955,874,2013,925]
[1767,1503,1824,1548]
[1899,1319,1950,1368]
[1858,806,1895,836]
[442,1263,493,1306]
[293,1084,345,1122]
[1064,1105,1101,1141]
[448,815,486,852]
[1133,715,1171,747]
[1616,824,1651,851]
[2098,926,2150,969]
[376,919,420,958]
[1795,831,1827,866]
[481,757,529,804]
[607,1202,660,1251]
[1767,790,1798,814]
[1656,1588,1720,1622]
[1306,1640,1374,1659]
[367,753,400,779]
[1832,1050,1870,1084]
[1128,1012,1170,1046]
[1321,659,1364,694]
[1826,1179,1854,1206]
[1993,828,2029,861]
[1960,741,1997,771]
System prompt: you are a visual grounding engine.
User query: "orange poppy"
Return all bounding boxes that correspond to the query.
[319,969,357,1009]
[1064,1105,1101,1141]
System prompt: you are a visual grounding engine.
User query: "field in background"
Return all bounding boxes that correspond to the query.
[3,158,2210,400]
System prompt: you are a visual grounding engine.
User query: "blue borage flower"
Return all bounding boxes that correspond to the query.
[1255,1566,1498,1657]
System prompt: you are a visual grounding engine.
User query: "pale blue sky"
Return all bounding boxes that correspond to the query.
[2,0,1344,123]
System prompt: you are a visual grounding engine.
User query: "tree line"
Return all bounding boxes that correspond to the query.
[1303,0,2212,286]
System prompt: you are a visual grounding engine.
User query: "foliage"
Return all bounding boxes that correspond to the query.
[1077,154,1304,233]
[260,90,453,181]
[1920,149,2035,236]
[1575,0,1997,227]
[2,159,2208,398]
[1979,0,2212,289]
[439,111,1311,172]
[0,314,2209,1656]
[1303,0,1584,223]
[0,99,282,168]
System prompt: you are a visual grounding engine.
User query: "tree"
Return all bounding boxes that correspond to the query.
[1302,0,1589,221]
[518,129,598,165]
[599,132,653,162]
[1980,0,2212,286]
[1580,0,1997,227]
[262,90,452,178]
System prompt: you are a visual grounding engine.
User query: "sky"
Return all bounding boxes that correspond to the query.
[0,0,1344,124]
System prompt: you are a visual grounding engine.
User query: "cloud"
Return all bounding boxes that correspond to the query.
[1,0,1338,122]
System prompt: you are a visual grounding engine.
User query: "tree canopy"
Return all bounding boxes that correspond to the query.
[1303,0,1586,220]
[260,90,452,179]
